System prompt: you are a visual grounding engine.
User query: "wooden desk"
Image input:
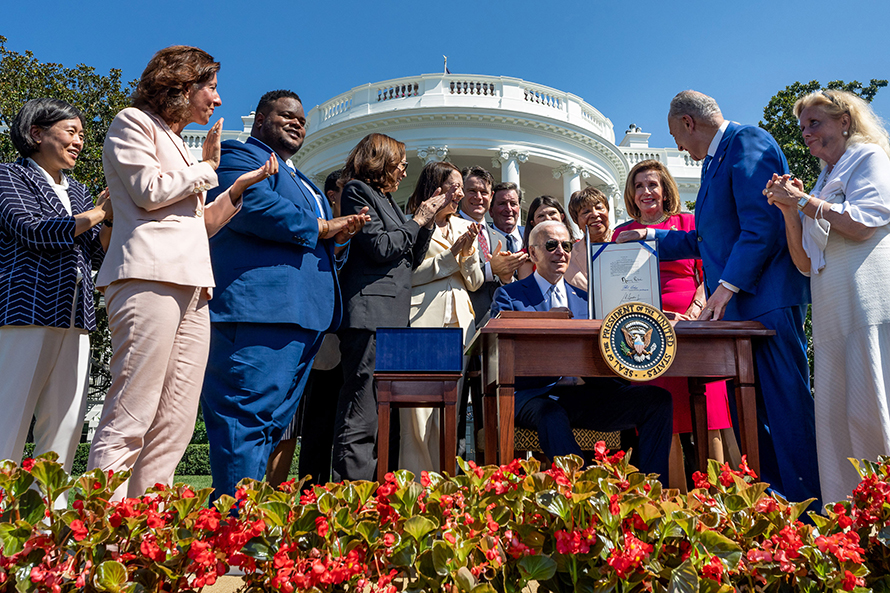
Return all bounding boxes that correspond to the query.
[474,318,774,474]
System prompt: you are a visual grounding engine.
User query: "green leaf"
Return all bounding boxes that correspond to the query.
[213,494,237,515]
[667,559,698,593]
[351,480,377,506]
[535,490,572,521]
[17,490,46,526]
[242,538,274,561]
[722,494,747,513]
[390,539,417,567]
[93,560,128,593]
[471,585,498,593]
[404,515,437,541]
[517,554,557,581]
[431,540,453,576]
[316,491,336,514]
[698,530,742,567]
[737,482,768,507]
[455,566,477,592]
[259,501,291,527]
[0,522,31,556]
[29,458,71,499]
[787,498,817,522]
[170,496,201,520]
[355,520,380,544]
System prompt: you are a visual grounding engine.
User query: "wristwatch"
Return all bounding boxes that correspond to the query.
[797,194,810,211]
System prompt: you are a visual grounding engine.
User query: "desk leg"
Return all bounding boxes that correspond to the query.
[442,382,458,477]
[735,338,761,476]
[484,392,498,466]
[498,386,515,467]
[377,402,391,484]
[688,378,708,474]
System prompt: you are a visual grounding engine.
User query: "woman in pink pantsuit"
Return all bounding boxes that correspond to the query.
[89,46,275,497]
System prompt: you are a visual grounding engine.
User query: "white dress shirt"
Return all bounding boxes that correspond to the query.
[533,271,567,309]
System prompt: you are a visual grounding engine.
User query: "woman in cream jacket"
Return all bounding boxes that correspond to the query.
[400,161,483,476]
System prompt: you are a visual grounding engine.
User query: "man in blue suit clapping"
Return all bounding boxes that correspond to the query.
[201,90,369,498]
[492,221,672,481]
[617,90,819,505]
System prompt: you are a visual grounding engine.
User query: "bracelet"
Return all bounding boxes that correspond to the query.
[320,219,329,236]
[104,219,113,228]
[335,240,351,248]
[692,300,704,308]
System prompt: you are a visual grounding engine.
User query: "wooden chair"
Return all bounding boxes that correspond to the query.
[375,371,462,483]
[476,427,621,460]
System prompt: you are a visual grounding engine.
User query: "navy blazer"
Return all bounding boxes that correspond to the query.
[206,138,342,331]
[655,122,810,320]
[491,274,590,409]
[0,159,104,329]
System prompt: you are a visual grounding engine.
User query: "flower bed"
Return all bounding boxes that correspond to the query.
[1,446,888,592]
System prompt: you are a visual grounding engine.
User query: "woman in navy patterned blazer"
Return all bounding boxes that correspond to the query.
[0,98,111,479]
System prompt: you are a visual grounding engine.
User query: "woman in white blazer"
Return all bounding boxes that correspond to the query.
[89,46,276,497]
[399,161,483,476]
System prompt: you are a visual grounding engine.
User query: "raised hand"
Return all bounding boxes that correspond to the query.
[201,119,224,170]
[412,188,452,227]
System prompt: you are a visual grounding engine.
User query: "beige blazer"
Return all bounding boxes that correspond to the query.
[409,216,484,332]
[97,108,239,290]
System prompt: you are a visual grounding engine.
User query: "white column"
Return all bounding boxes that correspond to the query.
[491,149,528,186]
[599,183,620,230]
[417,146,449,165]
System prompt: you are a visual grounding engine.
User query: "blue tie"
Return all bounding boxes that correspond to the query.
[700,155,713,183]
[505,234,517,252]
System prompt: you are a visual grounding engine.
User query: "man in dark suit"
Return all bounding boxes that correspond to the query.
[201,90,369,498]
[490,181,525,251]
[492,221,672,480]
[617,90,819,505]
[458,167,527,326]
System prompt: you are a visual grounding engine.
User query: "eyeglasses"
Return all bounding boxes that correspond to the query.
[397,161,409,172]
[537,239,573,253]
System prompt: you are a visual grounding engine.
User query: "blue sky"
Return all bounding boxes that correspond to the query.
[4,0,888,149]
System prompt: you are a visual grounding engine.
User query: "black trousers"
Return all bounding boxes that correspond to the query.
[332,329,399,481]
[294,364,343,486]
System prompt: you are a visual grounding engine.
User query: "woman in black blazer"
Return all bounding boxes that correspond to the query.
[0,99,111,479]
[333,133,451,481]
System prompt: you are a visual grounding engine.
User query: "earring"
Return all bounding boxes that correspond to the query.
[843,130,849,137]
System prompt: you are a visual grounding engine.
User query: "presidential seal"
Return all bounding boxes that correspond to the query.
[599,302,677,381]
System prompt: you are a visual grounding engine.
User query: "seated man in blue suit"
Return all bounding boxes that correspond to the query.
[201,90,369,498]
[616,90,819,506]
[491,221,672,481]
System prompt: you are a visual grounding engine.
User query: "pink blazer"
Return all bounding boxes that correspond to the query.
[97,107,238,291]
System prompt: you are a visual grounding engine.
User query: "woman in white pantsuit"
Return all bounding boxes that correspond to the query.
[0,98,111,480]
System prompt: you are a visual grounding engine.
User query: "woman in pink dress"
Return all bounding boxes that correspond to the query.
[615,160,735,491]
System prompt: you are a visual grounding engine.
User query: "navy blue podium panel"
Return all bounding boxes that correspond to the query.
[375,327,463,372]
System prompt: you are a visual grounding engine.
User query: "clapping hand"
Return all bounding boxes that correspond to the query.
[763,173,806,212]
[327,207,372,242]
[489,239,528,282]
[201,119,224,170]
[451,222,479,257]
[229,152,279,206]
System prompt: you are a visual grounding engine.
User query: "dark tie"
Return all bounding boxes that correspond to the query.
[505,234,517,252]
[700,155,713,183]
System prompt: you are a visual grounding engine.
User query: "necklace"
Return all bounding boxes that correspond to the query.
[640,213,669,226]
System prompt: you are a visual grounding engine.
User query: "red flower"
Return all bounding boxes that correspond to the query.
[315,516,329,537]
[692,471,711,489]
[383,533,396,547]
[21,458,34,472]
[69,519,89,542]
[701,556,723,583]
[420,471,431,487]
[843,570,864,591]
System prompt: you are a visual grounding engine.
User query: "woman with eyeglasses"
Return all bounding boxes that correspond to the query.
[332,134,453,481]
[0,98,111,483]
[398,161,483,477]
[614,159,734,492]
[763,89,890,505]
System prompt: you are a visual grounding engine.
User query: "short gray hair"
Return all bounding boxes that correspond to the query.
[669,90,722,126]
[529,220,568,247]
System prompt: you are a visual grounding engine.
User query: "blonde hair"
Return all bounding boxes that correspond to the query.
[794,90,890,160]
[623,160,682,221]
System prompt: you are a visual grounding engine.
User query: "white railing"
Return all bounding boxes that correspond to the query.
[307,73,615,142]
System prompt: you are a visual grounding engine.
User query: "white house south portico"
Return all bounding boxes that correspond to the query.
[182,73,704,227]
